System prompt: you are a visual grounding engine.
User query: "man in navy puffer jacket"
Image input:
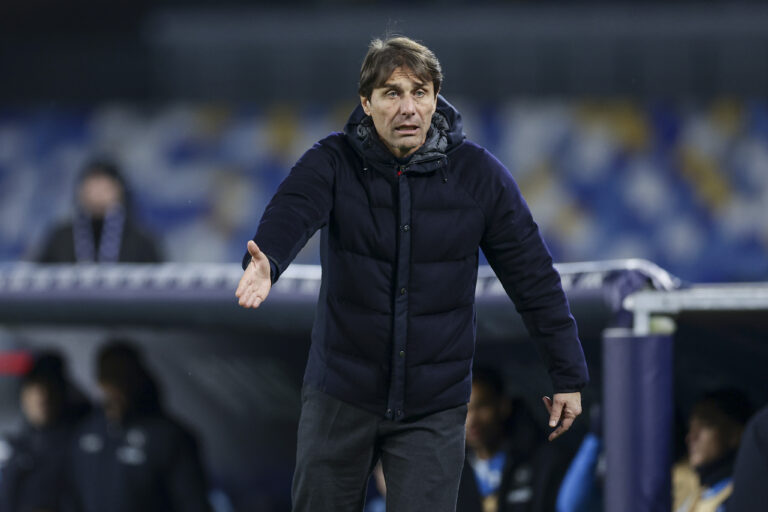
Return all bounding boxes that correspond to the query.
[236,36,588,512]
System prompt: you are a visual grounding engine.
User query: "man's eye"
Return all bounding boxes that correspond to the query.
[415,90,426,97]
[386,90,398,98]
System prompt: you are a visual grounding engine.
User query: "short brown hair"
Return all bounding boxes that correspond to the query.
[358,36,442,99]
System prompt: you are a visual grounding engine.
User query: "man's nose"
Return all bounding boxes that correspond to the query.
[399,95,416,115]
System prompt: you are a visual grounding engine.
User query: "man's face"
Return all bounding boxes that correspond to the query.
[360,66,438,159]
[21,383,52,428]
[78,174,124,218]
[99,382,128,423]
[686,415,739,468]
[465,381,508,451]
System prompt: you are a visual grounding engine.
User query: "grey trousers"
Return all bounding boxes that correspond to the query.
[291,385,468,512]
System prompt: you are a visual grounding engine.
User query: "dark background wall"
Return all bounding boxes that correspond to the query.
[2,2,768,102]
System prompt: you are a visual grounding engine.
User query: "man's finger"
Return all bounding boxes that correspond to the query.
[248,293,264,308]
[542,396,553,416]
[560,414,575,432]
[548,399,564,428]
[235,279,246,298]
[247,240,261,259]
[548,415,575,441]
[549,425,565,442]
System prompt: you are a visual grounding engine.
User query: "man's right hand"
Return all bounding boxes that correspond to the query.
[235,241,272,309]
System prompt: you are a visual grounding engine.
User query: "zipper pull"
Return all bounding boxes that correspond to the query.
[397,165,407,177]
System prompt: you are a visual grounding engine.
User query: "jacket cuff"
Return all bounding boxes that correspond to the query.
[553,388,585,395]
[266,256,279,284]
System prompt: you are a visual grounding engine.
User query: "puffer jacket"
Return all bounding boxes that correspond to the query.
[246,96,588,420]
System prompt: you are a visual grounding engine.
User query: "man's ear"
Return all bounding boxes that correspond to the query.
[360,96,371,116]
[430,88,440,115]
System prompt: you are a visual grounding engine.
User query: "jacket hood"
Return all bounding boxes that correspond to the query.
[343,94,466,171]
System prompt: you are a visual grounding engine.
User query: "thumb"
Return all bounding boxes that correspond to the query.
[247,240,262,260]
[548,399,564,428]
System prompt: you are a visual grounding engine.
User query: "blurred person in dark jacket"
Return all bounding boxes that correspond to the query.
[458,367,569,512]
[37,159,161,263]
[236,35,587,512]
[66,341,210,512]
[0,352,90,512]
[673,389,753,512]
[728,403,768,511]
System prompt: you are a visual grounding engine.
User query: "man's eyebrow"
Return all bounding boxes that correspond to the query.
[380,80,430,90]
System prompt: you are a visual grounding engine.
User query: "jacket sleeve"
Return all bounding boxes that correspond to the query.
[241,141,336,282]
[479,151,588,393]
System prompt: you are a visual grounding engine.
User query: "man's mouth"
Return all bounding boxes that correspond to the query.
[395,124,419,135]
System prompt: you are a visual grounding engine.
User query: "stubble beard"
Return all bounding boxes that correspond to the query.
[394,133,427,159]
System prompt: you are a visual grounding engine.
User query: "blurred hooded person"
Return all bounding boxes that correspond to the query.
[37,159,162,263]
[67,341,211,512]
[0,351,90,512]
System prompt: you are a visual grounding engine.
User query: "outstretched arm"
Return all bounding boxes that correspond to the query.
[236,241,272,309]
[239,140,336,286]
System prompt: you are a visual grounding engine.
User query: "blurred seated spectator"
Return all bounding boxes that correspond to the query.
[66,341,211,512]
[555,404,604,512]
[37,159,162,263]
[727,403,768,512]
[457,367,568,512]
[0,351,90,512]
[673,388,753,512]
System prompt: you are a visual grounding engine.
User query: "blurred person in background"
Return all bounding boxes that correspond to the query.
[0,351,90,512]
[673,388,753,512]
[66,341,210,512]
[37,159,162,263]
[728,403,768,511]
[457,367,569,512]
[236,35,587,512]
[554,404,604,512]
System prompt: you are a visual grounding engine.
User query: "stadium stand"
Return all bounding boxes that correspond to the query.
[1,100,767,283]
